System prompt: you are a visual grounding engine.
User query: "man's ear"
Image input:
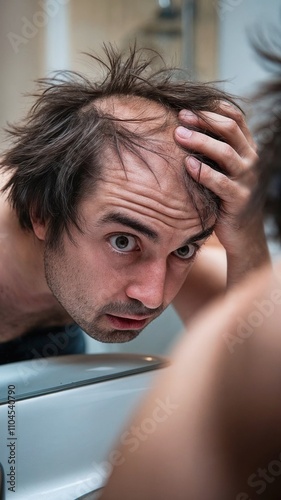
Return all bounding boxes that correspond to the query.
[30,213,47,241]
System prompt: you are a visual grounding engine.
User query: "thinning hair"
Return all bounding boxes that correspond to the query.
[1,44,240,248]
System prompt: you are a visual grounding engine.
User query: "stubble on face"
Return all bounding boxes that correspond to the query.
[44,240,165,343]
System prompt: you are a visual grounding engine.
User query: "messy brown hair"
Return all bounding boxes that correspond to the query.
[0,44,240,248]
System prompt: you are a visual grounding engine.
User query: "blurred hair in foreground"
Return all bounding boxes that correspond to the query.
[249,27,281,240]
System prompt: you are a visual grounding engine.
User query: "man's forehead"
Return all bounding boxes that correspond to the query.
[100,138,187,198]
[92,151,209,234]
[89,95,217,229]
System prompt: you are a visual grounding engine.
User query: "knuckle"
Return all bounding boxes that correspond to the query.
[243,150,259,169]
[201,165,214,183]
[225,117,239,134]
[239,188,252,206]
[222,142,234,161]
[252,141,258,153]
[224,103,244,124]
[218,174,230,191]
[232,107,244,123]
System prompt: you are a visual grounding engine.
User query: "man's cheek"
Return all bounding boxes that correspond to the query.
[171,265,194,300]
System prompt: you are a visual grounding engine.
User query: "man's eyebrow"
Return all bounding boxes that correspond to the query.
[99,212,215,246]
[99,212,158,241]
[183,226,215,245]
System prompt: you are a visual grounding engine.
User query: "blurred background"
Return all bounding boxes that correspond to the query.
[0,0,280,356]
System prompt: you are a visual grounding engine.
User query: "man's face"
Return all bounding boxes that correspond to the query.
[43,100,215,342]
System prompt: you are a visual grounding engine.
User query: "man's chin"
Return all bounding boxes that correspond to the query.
[85,328,143,344]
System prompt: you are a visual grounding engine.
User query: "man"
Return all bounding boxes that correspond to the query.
[100,40,281,500]
[0,45,269,363]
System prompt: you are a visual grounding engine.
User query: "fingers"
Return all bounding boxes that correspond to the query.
[174,102,259,182]
[175,105,257,168]
[176,124,258,178]
[179,102,256,151]
[186,156,251,210]
[174,103,259,220]
[176,126,240,177]
[212,101,257,150]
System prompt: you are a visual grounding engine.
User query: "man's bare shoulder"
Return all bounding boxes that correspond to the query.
[0,171,72,342]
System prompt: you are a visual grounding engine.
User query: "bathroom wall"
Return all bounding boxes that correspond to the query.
[218,0,281,97]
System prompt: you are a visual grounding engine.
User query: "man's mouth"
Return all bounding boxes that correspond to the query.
[105,314,151,330]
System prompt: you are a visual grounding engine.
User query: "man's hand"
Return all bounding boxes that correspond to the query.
[174,102,270,288]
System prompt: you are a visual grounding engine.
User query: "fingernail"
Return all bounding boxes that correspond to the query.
[179,110,195,119]
[176,126,193,138]
[188,157,200,169]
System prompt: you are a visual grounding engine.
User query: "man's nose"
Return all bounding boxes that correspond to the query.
[125,261,167,310]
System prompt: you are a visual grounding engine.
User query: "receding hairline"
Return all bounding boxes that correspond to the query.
[90,95,186,181]
[80,93,183,188]
[82,94,178,133]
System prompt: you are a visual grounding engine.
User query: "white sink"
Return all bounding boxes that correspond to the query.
[0,354,168,499]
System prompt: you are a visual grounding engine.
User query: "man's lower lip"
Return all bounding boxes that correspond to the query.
[106,315,148,330]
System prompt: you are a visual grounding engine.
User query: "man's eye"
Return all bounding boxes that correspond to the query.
[109,234,138,252]
[173,244,196,260]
